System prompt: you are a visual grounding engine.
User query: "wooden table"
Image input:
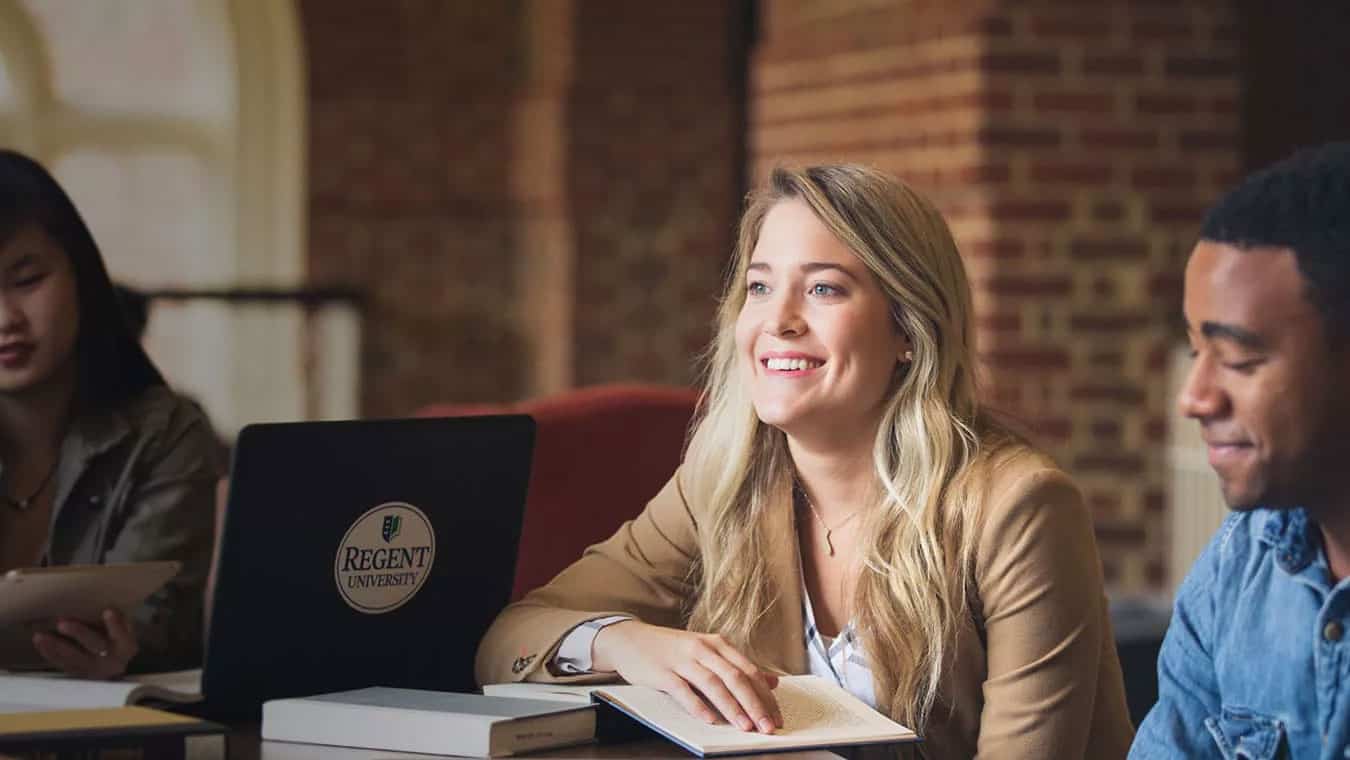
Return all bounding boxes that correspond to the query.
[222,724,850,760]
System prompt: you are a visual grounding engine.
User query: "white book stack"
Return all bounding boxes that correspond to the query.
[261,687,596,758]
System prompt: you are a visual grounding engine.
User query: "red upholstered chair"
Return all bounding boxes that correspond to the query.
[416,384,699,601]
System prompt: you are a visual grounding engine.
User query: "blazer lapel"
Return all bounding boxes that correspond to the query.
[752,491,806,674]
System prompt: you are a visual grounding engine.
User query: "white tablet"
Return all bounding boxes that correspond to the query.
[0,561,182,626]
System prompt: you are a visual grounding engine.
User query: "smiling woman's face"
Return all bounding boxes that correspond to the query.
[734,199,910,443]
[0,225,80,395]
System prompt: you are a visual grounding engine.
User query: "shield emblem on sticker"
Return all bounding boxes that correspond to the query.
[382,514,402,543]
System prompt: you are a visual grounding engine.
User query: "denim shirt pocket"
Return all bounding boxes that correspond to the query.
[1204,706,1287,760]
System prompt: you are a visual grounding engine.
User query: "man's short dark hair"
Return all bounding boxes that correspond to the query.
[1200,142,1350,339]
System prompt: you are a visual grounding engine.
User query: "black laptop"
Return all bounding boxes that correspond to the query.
[202,415,534,718]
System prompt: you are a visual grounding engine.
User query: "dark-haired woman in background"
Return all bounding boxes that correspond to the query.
[0,149,220,677]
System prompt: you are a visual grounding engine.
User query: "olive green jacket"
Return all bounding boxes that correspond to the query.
[1,385,221,673]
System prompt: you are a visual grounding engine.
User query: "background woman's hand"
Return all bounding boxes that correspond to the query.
[32,608,138,679]
[592,620,782,733]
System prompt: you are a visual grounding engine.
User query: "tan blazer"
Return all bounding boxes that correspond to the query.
[476,448,1134,759]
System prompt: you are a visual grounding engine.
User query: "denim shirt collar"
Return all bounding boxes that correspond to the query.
[1258,507,1320,575]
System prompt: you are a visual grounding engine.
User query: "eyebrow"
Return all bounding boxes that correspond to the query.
[1188,320,1267,350]
[746,261,860,281]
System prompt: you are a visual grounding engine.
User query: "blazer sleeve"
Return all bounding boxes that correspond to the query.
[104,397,220,673]
[972,464,1131,759]
[474,469,701,686]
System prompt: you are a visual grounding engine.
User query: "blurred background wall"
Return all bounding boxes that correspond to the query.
[0,0,1346,596]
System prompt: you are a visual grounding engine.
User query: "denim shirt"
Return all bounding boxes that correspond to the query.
[1130,508,1350,760]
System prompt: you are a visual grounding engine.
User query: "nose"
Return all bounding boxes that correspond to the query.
[1176,352,1228,421]
[762,290,805,337]
[0,292,23,334]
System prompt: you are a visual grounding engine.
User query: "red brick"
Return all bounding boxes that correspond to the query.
[1093,201,1126,222]
[1136,92,1198,116]
[1089,490,1121,516]
[1211,168,1241,187]
[1146,342,1173,371]
[1131,18,1195,42]
[1029,417,1073,441]
[986,274,1074,298]
[1071,313,1152,331]
[1145,560,1167,587]
[1133,166,1198,190]
[979,14,1015,37]
[965,239,1026,259]
[1180,130,1238,151]
[1102,556,1121,583]
[1083,53,1145,76]
[1144,488,1167,513]
[1032,16,1113,40]
[1145,415,1168,442]
[988,200,1073,222]
[1151,203,1209,224]
[1092,276,1117,297]
[1075,452,1145,474]
[1089,350,1124,370]
[1033,91,1116,114]
[977,126,1062,148]
[976,311,1022,331]
[1211,96,1239,115]
[1165,55,1237,79]
[980,51,1062,75]
[985,348,1071,370]
[1069,239,1149,260]
[1082,128,1160,150]
[1091,418,1123,441]
[1030,161,1113,184]
[1070,383,1146,404]
[949,163,1013,184]
[1090,521,1144,545]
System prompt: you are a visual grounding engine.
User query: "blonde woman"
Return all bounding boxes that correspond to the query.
[476,165,1133,758]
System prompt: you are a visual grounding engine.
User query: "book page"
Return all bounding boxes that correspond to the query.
[0,675,140,712]
[481,682,598,704]
[128,668,203,702]
[597,675,916,754]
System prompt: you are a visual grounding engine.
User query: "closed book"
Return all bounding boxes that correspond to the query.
[261,687,596,758]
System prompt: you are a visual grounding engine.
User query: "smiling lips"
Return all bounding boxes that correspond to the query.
[1205,438,1252,469]
[761,353,825,374]
[0,341,33,368]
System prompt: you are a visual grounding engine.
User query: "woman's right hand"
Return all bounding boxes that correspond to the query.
[592,620,782,733]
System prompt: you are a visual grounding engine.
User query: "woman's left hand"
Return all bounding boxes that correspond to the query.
[32,608,139,679]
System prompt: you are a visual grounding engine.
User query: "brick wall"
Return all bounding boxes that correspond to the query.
[751,0,1241,591]
[302,1,532,416]
[302,1,743,416]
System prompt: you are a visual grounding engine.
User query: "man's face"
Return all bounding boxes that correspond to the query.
[1179,240,1350,510]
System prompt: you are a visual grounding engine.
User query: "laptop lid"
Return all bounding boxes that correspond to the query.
[202,415,534,718]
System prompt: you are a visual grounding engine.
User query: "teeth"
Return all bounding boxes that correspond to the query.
[765,357,823,371]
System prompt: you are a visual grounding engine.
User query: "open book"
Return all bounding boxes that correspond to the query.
[0,669,203,713]
[486,675,918,757]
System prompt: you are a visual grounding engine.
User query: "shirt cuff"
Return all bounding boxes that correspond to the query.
[550,615,632,675]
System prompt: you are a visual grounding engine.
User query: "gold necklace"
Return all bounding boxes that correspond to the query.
[2,458,60,512]
[797,487,860,557]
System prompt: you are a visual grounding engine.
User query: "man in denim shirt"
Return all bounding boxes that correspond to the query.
[1131,143,1350,759]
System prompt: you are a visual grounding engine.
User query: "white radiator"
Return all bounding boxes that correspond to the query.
[1166,345,1230,592]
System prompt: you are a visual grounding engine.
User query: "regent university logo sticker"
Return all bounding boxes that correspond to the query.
[334,502,435,614]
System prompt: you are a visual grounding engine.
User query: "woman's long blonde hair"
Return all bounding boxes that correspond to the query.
[683,165,1015,730]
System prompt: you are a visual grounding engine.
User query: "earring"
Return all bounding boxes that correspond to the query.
[904,350,914,362]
